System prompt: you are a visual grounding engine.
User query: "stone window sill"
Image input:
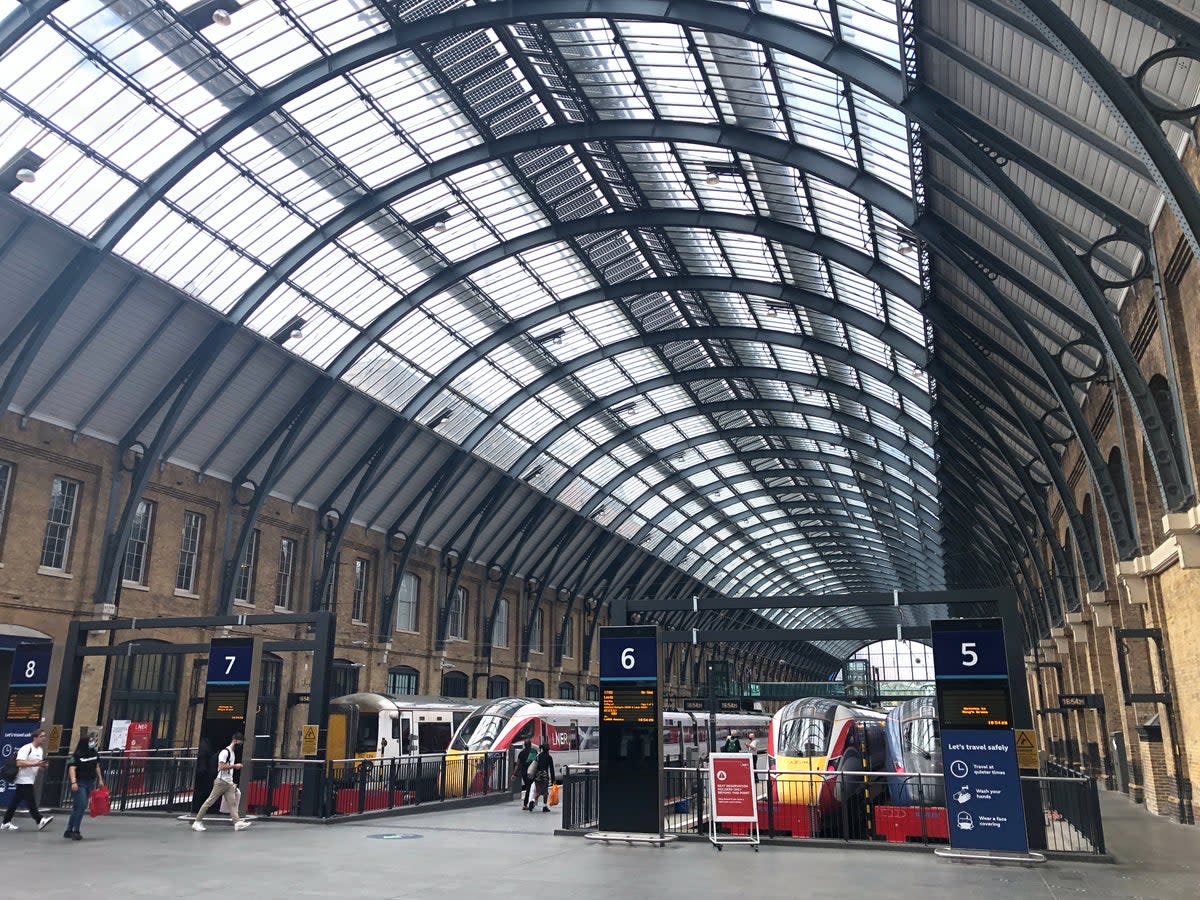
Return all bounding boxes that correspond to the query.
[37,566,73,579]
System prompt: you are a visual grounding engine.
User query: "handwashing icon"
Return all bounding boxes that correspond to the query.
[954,786,972,804]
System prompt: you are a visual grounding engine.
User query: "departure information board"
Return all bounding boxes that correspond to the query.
[601,687,657,724]
[598,625,663,835]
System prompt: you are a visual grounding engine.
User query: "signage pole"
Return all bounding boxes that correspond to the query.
[930,618,1044,863]
[588,624,675,845]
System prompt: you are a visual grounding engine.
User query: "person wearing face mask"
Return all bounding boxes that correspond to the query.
[64,731,105,841]
[191,733,251,832]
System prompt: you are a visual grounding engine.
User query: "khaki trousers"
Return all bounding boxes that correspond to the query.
[195,779,240,824]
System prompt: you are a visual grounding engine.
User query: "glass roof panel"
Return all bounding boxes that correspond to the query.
[0,0,945,601]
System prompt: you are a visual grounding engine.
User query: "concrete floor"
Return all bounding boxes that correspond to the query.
[3,791,1195,899]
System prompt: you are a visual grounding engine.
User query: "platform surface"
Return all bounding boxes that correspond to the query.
[3,790,1196,898]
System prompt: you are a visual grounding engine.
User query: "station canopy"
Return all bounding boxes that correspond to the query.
[1,0,1197,673]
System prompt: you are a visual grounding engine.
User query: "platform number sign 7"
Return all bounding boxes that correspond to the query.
[207,641,252,685]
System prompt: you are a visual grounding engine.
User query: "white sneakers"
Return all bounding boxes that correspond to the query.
[1,818,53,831]
[192,820,252,832]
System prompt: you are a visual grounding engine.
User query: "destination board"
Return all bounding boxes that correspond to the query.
[5,688,44,722]
[204,690,247,720]
[939,684,1012,729]
[602,686,657,724]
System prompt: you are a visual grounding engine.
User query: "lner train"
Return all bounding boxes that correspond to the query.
[447,697,770,766]
[326,693,484,761]
[884,696,944,805]
[769,697,888,813]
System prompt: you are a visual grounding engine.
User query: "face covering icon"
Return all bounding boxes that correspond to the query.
[957,812,974,831]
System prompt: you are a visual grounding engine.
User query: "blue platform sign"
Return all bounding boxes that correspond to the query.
[207,639,253,686]
[599,636,658,680]
[931,618,1028,854]
[942,729,1028,852]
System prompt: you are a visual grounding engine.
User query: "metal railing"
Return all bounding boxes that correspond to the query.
[40,751,510,820]
[561,766,1105,855]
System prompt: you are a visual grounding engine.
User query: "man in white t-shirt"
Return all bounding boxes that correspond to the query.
[192,732,251,832]
[2,728,54,831]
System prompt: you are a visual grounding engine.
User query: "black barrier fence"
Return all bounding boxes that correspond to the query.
[39,751,508,820]
[561,765,1106,855]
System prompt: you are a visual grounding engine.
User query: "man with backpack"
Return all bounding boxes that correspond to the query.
[721,731,742,753]
[1,728,54,832]
[191,732,251,832]
[516,740,537,809]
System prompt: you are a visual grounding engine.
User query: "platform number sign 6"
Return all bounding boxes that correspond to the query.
[621,648,636,670]
[961,643,978,667]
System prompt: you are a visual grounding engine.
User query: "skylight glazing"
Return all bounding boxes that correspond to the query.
[0,0,939,601]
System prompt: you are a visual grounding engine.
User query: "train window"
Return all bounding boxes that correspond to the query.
[514,720,534,742]
[776,716,831,757]
[355,716,380,754]
[903,717,938,759]
[450,714,509,751]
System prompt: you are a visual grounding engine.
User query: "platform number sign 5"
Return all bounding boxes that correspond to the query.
[930,621,1008,678]
[961,643,978,667]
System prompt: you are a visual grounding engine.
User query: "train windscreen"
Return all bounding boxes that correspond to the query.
[776,715,832,757]
[448,698,529,751]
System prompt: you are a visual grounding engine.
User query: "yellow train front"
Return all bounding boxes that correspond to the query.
[768,697,887,817]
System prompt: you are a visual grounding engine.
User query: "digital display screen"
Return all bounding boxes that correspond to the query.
[938,685,1012,729]
[601,686,658,725]
[205,691,247,721]
[6,688,44,722]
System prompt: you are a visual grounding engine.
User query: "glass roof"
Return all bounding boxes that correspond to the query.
[0,0,941,604]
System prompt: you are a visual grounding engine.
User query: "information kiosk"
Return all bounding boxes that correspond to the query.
[931,618,1042,862]
[587,624,674,844]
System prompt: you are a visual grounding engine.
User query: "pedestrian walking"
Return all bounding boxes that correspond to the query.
[1,728,54,832]
[64,731,105,841]
[528,743,556,813]
[191,732,251,832]
[516,740,538,809]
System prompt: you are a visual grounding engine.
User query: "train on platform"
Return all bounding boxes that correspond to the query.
[768,697,888,813]
[766,694,948,842]
[325,693,484,761]
[447,697,770,765]
[883,695,944,806]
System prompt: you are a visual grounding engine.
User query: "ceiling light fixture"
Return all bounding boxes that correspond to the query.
[704,163,739,186]
[428,406,455,429]
[2,149,43,193]
[532,328,566,346]
[410,209,452,234]
[211,8,232,25]
[269,315,306,345]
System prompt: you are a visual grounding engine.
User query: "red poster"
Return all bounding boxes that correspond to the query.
[125,722,152,794]
[710,754,758,823]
